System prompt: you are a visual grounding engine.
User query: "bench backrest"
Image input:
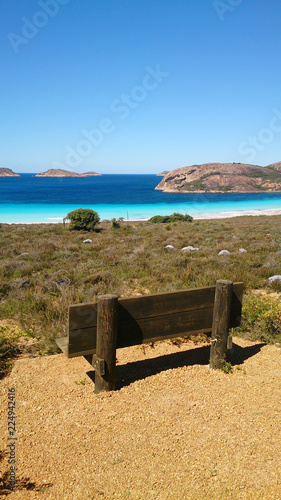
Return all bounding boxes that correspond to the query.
[63,282,243,358]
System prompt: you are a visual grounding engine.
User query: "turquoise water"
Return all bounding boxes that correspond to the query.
[2,198,281,224]
[1,174,281,223]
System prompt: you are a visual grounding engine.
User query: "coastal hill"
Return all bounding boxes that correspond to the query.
[0,168,20,177]
[267,161,281,171]
[155,162,281,193]
[35,169,101,177]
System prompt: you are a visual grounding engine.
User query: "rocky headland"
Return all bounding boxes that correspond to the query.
[35,169,101,177]
[156,171,170,176]
[155,162,281,193]
[0,168,20,177]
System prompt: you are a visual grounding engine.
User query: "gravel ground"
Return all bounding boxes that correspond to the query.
[1,337,281,499]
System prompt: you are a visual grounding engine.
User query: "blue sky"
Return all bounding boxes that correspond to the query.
[1,0,281,174]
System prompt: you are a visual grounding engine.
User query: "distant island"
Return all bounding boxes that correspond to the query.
[0,168,20,177]
[35,169,101,177]
[156,171,170,176]
[155,162,281,193]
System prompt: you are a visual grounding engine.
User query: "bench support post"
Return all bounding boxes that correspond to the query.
[210,280,233,369]
[95,294,118,394]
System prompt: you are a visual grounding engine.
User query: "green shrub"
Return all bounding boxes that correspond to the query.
[149,213,193,223]
[238,293,281,343]
[66,208,100,231]
[221,361,232,374]
[111,217,124,229]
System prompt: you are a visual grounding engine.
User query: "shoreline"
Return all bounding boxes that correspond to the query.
[2,208,281,224]
[192,207,281,220]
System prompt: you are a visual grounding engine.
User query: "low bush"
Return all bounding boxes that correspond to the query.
[238,292,281,344]
[66,208,100,231]
[149,213,193,223]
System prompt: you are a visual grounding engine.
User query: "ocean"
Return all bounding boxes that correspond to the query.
[1,174,281,223]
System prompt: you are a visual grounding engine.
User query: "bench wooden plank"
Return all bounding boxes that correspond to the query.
[66,309,213,358]
[116,306,214,347]
[68,302,97,330]
[118,286,216,319]
[67,287,216,333]
[66,306,218,357]
[68,283,243,329]
[57,282,243,359]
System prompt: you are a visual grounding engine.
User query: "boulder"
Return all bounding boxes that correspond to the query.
[182,246,199,252]
[218,250,230,256]
[268,275,281,284]
[83,239,92,244]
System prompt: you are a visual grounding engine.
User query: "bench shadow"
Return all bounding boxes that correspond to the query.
[229,341,266,366]
[86,341,265,390]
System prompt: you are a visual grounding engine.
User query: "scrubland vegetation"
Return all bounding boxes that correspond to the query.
[1,214,281,377]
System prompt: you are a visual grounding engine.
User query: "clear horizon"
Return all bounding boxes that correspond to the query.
[1,1,281,174]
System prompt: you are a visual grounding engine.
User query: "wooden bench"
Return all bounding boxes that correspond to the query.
[56,280,243,393]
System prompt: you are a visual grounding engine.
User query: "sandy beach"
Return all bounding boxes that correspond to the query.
[192,208,281,220]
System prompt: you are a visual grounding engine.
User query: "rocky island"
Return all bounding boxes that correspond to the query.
[0,168,20,177]
[155,162,281,193]
[157,171,170,176]
[35,169,101,177]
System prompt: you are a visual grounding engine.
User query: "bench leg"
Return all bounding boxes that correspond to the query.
[210,280,233,369]
[95,294,118,393]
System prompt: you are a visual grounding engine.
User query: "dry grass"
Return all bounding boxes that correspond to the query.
[1,215,281,373]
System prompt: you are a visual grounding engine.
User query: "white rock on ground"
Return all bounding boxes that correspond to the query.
[83,239,92,244]
[218,250,230,255]
[182,246,199,252]
[239,248,247,253]
[268,275,281,284]
[165,245,174,249]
